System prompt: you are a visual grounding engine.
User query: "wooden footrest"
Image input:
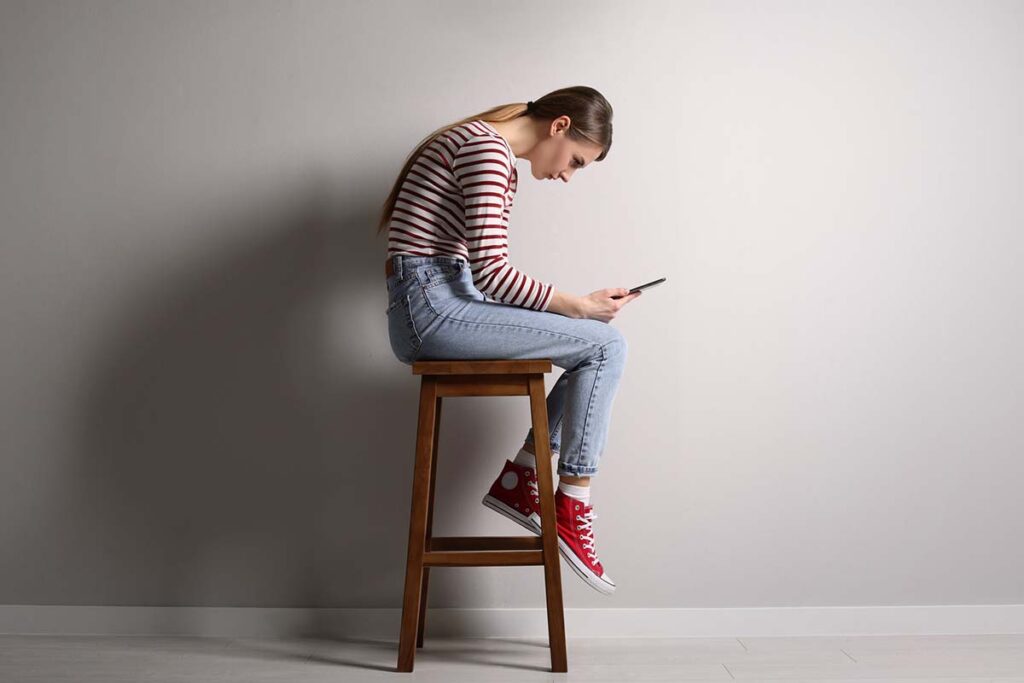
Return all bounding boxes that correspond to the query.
[424,550,545,567]
[424,536,546,567]
[429,536,543,551]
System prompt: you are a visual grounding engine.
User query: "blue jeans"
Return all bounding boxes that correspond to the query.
[385,254,628,477]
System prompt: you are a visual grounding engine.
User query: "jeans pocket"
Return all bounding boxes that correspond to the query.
[421,268,480,316]
[386,293,422,364]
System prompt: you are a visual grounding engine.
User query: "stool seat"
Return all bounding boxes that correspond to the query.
[413,359,552,375]
[397,358,567,673]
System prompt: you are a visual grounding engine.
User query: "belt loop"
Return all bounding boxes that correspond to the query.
[394,255,403,280]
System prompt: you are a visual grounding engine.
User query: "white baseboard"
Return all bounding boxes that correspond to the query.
[2,605,1023,639]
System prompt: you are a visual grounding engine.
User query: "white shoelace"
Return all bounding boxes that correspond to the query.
[525,473,599,563]
[576,508,598,561]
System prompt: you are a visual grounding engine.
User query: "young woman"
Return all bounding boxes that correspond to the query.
[377,85,640,594]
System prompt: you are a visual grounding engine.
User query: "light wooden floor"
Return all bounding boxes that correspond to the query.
[2,634,1024,681]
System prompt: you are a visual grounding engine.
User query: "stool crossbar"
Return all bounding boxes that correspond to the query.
[397,359,567,673]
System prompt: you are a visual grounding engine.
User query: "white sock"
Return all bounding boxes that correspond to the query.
[558,481,591,505]
[512,447,536,470]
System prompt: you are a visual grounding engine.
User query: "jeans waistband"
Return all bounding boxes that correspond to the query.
[387,254,467,280]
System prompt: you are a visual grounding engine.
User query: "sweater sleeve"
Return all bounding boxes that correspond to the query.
[451,134,554,311]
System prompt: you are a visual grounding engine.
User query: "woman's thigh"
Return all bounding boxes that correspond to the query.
[407,267,626,370]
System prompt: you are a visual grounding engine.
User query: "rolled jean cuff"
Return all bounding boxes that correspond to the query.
[556,462,599,477]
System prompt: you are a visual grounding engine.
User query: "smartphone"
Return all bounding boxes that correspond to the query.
[611,277,666,299]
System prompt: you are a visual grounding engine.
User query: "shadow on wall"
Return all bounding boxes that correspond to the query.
[56,175,497,615]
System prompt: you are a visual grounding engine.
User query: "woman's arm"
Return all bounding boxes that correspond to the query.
[545,288,583,318]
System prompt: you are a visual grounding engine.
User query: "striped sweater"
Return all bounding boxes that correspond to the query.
[385,119,554,312]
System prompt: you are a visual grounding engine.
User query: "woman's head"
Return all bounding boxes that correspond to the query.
[521,114,608,183]
[376,85,613,234]
[517,87,613,183]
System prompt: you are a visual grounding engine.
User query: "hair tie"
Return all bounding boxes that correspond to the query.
[526,100,535,113]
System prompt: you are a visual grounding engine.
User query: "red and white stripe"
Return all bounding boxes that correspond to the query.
[386,120,554,312]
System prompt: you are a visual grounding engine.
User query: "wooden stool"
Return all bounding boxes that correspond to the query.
[396,359,567,673]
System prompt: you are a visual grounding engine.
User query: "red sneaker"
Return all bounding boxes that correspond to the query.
[555,490,616,595]
[482,461,617,595]
[481,459,542,535]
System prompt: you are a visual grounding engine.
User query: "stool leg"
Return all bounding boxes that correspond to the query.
[528,375,568,673]
[416,394,442,648]
[397,377,439,672]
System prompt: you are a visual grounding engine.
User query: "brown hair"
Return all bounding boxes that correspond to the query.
[375,85,613,235]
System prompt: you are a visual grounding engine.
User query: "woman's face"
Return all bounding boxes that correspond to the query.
[529,116,604,183]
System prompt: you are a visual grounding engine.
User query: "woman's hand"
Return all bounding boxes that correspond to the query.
[577,288,641,323]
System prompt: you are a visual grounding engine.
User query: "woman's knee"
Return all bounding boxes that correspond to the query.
[580,322,627,366]
[601,326,628,365]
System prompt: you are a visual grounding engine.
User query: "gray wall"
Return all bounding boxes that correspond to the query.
[1,0,1021,611]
